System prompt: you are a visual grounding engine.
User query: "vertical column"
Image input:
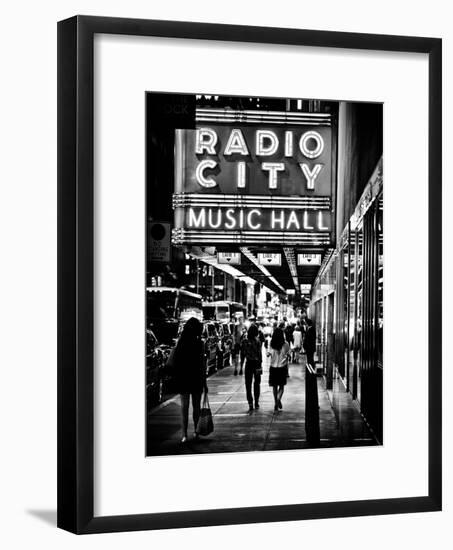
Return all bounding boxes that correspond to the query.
[305,362,320,447]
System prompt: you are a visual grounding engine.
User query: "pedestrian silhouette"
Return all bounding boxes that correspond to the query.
[171,317,208,443]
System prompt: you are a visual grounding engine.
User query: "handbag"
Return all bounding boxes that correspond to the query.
[196,391,214,436]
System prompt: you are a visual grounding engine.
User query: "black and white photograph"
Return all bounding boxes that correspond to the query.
[146,92,383,456]
[0,0,448,544]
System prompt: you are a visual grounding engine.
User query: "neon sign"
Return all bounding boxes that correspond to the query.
[173,110,334,246]
[186,207,331,232]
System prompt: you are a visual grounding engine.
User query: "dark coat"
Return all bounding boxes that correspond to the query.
[303,326,316,353]
[172,338,206,394]
[284,325,294,344]
[241,337,262,362]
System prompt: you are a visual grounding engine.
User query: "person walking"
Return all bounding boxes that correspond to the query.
[268,327,290,412]
[232,320,243,375]
[238,325,248,375]
[284,322,294,348]
[303,318,317,371]
[283,323,294,377]
[292,323,303,363]
[171,317,208,443]
[263,322,272,351]
[241,324,263,412]
[258,323,266,347]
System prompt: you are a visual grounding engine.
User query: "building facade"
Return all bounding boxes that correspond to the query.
[310,102,383,442]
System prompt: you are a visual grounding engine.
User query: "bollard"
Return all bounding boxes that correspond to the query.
[326,360,333,390]
[305,362,320,447]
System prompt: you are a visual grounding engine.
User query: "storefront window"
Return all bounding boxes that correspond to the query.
[355,222,363,403]
[342,240,349,380]
[377,195,383,368]
[314,300,322,367]
[348,231,356,392]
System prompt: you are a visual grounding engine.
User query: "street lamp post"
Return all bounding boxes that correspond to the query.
[196,259,199,294]
[211,266,215,299]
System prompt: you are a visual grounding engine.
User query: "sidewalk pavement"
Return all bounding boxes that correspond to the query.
[146,353,377,456]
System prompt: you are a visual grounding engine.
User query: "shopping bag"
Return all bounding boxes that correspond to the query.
[196,391,214,436]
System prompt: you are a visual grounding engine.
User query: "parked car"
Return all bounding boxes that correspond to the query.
[215,322,233,369]
[202,321,220,375]
[146,329,172,406]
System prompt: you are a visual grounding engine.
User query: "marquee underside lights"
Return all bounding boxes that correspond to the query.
[172,229,331,246]
[283,247,299,290]
[188,248,283,295]
[240,247,285,293]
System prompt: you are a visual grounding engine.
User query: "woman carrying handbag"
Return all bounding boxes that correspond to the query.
[171,317,208,443]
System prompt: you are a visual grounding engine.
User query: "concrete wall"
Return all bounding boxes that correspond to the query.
[336,102,383,243]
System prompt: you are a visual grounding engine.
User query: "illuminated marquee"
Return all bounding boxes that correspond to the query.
[173,109,334,246]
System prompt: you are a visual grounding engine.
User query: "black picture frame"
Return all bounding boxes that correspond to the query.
[57,15,442,534]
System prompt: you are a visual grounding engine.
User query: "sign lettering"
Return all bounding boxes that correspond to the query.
[180,124,332,197]
[185,208,332,233]
[258,253,282,266]
[297,253,322,266]
[217,252,241,265]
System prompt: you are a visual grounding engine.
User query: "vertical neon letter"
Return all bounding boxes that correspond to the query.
[195,128,218,154]
[262,162,285,189]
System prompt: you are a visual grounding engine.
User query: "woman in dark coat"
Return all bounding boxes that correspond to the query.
[172,317,207,442]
